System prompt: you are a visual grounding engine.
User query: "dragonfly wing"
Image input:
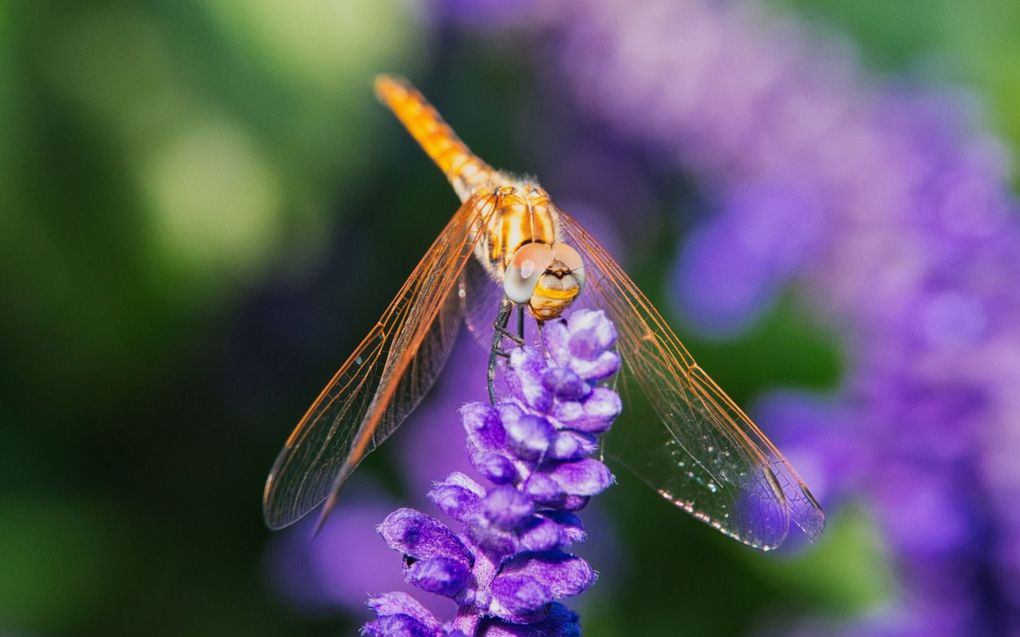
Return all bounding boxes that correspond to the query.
[458,253,505,349]
[557,211,824,550]
[263,196,493,530]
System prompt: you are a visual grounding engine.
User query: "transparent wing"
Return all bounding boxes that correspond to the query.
[557,211,824,550]
[458,252,504,349]
[263,196,494,530]
[459,254,544,350]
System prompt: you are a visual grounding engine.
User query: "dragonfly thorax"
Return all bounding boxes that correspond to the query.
[475,182,585,320]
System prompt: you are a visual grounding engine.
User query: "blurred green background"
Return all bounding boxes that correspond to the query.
[1,1,1017,635]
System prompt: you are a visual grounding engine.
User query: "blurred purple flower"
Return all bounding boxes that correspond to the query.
[673,178,828,335]
[363,310,620,636]
[751,391,860,509]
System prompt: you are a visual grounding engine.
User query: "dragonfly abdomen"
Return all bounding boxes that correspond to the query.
[375,75,495,201]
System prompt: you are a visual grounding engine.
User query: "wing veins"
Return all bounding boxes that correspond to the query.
[557,210,815,548]
[263,195,495,529]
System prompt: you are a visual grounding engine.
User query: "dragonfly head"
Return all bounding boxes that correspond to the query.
[504,241,586,320]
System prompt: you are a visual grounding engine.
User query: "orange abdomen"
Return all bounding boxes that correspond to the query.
[375,75,495,201]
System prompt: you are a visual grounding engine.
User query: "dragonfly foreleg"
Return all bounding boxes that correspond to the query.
[488,297,518,403]
[492,300,525,346]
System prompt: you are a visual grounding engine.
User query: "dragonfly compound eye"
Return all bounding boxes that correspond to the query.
[504,242,555,303]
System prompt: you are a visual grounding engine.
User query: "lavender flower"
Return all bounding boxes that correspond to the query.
[363,309,621,636]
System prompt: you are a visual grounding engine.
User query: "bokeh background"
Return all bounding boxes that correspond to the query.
[3,1,1020,635]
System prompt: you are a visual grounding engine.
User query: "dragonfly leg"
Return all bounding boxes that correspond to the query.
[488,297,517,403]
[493,313,525,345]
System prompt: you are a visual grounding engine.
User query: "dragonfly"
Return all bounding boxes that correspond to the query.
[262,75,825,550]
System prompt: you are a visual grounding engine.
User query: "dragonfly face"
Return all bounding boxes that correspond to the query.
[525,241,585,321]
[261,75,825,550]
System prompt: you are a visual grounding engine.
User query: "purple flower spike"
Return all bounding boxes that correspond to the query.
[541,368,590,402]
[364,310,622,635]
[508,348,554,412]
[559,387,621,434]
[540,512,586,544]
[523,473,566,503]
[482,487,536,530]
[363,592,443,637]
[494,552,596,611]
[542,459,614,497]
[543,310,621,381]
[408,557,471,597]
[429,473,485,522]
[462,403,507,452]
[548,431,597,461]
[362,613,438,637]
[471,452,519,484]
[504,414,555,461]
[478,603,581,637]
[378,509,473,567]
[518,517,566,552]
[490,574,556,621]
